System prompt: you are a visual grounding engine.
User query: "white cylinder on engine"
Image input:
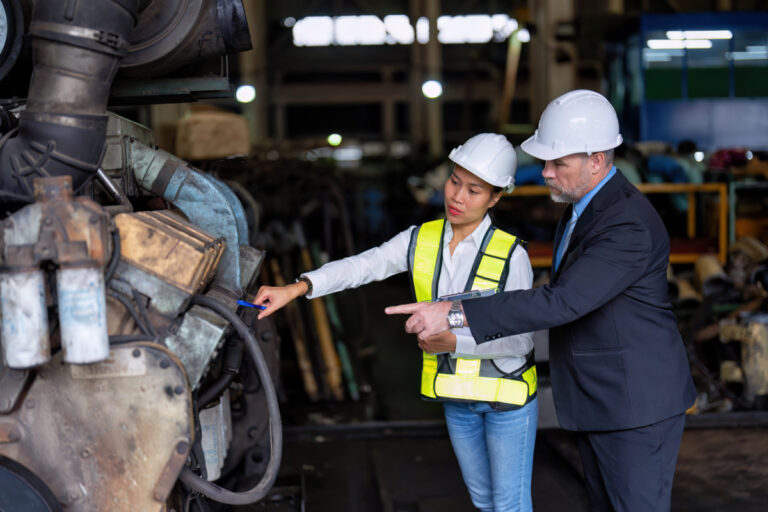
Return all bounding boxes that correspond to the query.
[0,268,51,368]
[57,264,109,364]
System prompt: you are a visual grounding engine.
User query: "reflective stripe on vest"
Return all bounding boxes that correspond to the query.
[408,219,536,407]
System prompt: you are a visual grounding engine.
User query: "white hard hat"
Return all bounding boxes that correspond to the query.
[448,133,517,190]
[521,89,623,161]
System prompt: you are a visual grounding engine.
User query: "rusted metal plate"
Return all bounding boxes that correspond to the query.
[0,343,193,511]
[115,211,225,294]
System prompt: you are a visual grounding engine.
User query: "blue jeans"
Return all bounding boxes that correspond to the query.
[444,399,537,512]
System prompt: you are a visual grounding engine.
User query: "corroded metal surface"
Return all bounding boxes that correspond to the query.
[115,211,224,295]
[2,177,110,268]
[130,142,248,294]
[0,343,193,511]
[164,304,229,389]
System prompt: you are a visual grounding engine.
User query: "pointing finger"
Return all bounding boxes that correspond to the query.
[385,302,424,315]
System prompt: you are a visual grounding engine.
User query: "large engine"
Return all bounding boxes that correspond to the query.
[0,1,282,510]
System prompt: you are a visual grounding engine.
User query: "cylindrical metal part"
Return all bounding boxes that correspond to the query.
[0,0,139,208]
[694,254,730,297]
[0,268,50,368]
[57,264,109,364]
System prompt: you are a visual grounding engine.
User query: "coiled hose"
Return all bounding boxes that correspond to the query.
[179,294,282,505]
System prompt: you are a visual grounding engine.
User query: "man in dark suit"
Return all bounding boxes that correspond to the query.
[387,90,696,511]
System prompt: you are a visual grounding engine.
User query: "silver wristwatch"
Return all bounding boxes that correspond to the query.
[447,300,464,329]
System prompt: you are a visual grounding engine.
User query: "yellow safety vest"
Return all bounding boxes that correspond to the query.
[407,219,537,409]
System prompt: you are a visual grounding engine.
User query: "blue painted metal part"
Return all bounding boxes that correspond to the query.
[130,141,248,294]
[205,173,249,243]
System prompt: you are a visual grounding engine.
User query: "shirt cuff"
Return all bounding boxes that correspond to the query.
[300,271,322,299]
[453,334,477,357]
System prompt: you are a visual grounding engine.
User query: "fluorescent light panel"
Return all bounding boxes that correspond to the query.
[647,39,712,49]
[292,14,521,46]
[666,30,733,40]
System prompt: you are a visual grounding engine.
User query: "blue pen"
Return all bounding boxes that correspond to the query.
[237,299,266,310]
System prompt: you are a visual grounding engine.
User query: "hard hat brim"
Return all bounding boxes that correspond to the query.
[521,134,623,161]
[520,135,564,161]
[450,158,506,188]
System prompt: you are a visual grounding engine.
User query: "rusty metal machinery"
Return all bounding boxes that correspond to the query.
[0,1,282,510]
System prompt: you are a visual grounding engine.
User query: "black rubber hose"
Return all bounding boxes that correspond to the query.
[107,289,151,338]
[132,287,157,340]
[105,228,121,283]
[179,295,282,505]
[198,337,244,408]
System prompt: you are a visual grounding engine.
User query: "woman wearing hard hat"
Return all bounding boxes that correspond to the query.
[253,133,537,511]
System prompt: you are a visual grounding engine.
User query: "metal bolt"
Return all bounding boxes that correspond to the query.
[80,448,91,458]
[248,426,259,439]
[132,349,141,358]
[44,218,53,225]
[159,359,170,369]
[25,399,35,409]
[177,441,189,454]
[174,386,184,395]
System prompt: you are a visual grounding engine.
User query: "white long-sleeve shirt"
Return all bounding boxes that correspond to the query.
[303,214,534,373]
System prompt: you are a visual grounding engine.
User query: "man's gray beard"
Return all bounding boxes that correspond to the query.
[546,182,576,203]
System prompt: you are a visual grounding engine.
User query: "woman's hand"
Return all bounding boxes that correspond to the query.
[252,281,308,319]
[418,331,457,354]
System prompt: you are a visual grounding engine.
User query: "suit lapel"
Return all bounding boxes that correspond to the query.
[552,171,628,282]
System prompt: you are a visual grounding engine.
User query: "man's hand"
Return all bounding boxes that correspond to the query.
[385,300,453,340]
[418,331,457,354]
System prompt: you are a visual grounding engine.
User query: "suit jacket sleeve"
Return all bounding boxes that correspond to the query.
[464,212,654,341]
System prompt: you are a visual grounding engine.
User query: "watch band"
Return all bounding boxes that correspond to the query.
[447,300,464,329]
[295,275,313,296]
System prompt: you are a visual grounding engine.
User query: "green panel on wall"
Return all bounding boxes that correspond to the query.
[688,68,730,98]
[735,66,768,97]
[645,69,682,99]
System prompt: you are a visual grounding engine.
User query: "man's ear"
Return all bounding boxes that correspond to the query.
[590,152,606,174]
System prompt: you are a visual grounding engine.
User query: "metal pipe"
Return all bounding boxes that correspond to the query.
[0,0,139,207]
[96,168,133,214]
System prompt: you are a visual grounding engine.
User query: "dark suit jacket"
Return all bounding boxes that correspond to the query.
[464,171,696,431]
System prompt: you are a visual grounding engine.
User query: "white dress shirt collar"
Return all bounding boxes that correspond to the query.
[444,214,493,248]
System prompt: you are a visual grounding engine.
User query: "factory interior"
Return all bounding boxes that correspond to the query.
[0,0,767,511]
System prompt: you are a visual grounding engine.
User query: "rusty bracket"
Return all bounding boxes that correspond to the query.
[152,437,191,502]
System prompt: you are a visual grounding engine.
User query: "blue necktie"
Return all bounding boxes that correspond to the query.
[554,212,577,271]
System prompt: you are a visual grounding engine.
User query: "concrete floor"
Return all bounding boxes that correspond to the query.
[240,277,768,511]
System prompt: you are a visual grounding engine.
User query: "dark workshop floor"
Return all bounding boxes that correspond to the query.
[239,277,768,512]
